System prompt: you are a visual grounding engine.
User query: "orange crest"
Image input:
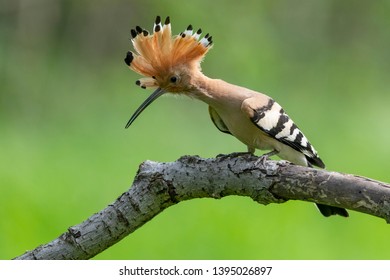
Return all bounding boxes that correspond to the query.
[124,16,213,87]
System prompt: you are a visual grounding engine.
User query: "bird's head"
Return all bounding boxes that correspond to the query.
[124,16,213,128]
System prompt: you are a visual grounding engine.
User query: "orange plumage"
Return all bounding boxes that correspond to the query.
[125,16,212,90]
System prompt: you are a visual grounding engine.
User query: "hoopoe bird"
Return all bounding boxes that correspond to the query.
[124,16,348,218]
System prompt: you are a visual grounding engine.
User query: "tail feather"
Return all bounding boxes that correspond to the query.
[316,203,349,217]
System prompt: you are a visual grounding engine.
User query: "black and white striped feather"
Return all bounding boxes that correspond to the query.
[250,99,325,168]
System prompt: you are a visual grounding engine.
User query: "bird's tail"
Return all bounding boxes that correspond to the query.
[306,163,349,218]
[316,203,349,217]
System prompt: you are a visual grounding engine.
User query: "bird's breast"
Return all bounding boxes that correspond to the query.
[213,104,275,151]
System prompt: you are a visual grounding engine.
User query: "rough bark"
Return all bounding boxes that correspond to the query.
[14,153,390,260]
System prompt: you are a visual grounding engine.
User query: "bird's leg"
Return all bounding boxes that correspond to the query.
[223,146,255,158]
[247,146,256,154]
[256,150,279,166]
[218,146,254,158]
[263,149,279,158]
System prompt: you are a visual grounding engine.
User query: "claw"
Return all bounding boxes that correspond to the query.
[255,150,278,166]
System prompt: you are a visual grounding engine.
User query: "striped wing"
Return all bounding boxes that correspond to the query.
[245,98,325,168]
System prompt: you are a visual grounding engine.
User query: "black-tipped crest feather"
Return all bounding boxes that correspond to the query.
[124,51,133,66]
[125,16,213,80]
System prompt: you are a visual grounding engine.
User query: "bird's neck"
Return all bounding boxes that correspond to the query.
[187,72,214,100]
[188,71,253,108]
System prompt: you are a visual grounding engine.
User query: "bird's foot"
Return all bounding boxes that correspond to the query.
[255,150,278,167]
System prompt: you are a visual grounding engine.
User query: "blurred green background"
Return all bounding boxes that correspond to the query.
[1,0,390,260]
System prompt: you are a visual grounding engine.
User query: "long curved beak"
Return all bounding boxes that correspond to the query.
[125,87,166,128]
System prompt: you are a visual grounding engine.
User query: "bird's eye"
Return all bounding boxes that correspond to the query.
[170,76,178,83]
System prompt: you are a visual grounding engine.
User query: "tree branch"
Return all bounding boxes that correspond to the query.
[14,153,390,260]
